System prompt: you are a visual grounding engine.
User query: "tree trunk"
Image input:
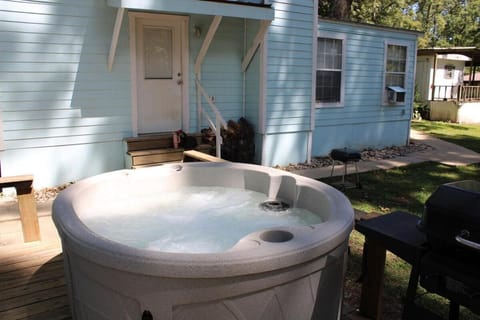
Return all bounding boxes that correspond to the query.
[318,0,354,20]
[331,0,353,20]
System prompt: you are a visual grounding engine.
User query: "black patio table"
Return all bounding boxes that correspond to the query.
[355,211,427,319]
[356,210,480,320]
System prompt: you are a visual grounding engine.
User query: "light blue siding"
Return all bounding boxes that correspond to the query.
[263,131,309,166]
[312,19,418,157]
[188,16,247,131]
[0,0,420,185]
[261,0,314,166]
[244,20,262,163]
[0,0,132,187]
[314,121,410,155]
[0,0,265,186]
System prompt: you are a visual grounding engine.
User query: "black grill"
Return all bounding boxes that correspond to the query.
[355,180,480,319]
[419,180,480,262]
[416,180,480,318]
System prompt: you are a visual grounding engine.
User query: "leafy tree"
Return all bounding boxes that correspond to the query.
[410,0,480,47]
[319,0,480,48]
[441,0,480,47]
[351,0,418,30]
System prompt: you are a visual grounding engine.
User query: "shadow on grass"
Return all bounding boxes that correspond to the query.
[435,134,480,153]
[320,162,480,216]
[336,162,480,319]
[412,121,480,153]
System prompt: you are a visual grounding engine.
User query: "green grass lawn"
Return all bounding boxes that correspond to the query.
[325,162,480,217]
[322,122,480,319]
[412,120,480,153]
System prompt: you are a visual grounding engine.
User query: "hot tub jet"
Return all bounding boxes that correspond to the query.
[259,200,290,212]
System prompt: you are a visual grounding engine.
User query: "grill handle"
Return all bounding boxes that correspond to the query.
[455,230,480,251]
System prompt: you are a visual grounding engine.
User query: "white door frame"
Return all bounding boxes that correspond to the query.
[128,12,189,136]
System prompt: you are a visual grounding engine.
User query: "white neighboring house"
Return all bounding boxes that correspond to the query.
[416,47,480,123]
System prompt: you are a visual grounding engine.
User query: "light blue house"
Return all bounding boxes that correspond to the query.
[0,0,419,187]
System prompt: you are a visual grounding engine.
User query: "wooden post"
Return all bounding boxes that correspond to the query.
[359,238,386,319]
[0,175,41,242]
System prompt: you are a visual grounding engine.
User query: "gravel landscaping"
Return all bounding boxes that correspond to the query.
[276,141,432,172]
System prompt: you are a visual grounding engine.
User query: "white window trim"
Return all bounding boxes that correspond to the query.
[382,40,410,106]
[315,31,346,108]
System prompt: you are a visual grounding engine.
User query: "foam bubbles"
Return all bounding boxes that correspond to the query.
[82,186,323,253]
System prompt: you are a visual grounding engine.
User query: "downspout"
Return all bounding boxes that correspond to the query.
[308,0,319,164]
[260,41,268,166]
[242,19,247,117]
[0,108,4,151]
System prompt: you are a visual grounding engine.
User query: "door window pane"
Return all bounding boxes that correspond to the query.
[144,27,173,79]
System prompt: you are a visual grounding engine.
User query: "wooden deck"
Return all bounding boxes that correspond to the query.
[0,209,373,320]
[0,240,365,320]
[0,240,71,320]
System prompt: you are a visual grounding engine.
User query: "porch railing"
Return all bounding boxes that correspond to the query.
[431,85,480,102]
[195,79,227,158]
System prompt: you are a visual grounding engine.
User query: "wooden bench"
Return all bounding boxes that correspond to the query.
[0,174,41,242]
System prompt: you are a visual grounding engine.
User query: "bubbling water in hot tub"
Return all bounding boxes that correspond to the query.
[53,163,354,320]
[82,186,323,253]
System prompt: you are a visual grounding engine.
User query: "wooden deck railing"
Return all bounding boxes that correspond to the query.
[431,85,480,102]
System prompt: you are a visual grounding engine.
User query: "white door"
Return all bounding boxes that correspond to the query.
[135,16,185,134]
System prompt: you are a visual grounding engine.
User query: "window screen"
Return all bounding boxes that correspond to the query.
[316,38,343,103]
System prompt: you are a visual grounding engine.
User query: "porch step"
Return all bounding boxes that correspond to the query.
[124,134,176,152]
[123,134,215,168]
[128,148,185,168]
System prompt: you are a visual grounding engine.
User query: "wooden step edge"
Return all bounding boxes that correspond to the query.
[131,161,182,169]
[127,148,184,157]
[123,134,173,143]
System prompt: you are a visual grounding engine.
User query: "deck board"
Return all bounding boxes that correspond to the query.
[0,241,71,320]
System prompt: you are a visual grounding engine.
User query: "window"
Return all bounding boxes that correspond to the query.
[316,36,344,106]
[384,44,407,104]
[144,27,173,79]
[444,64,455,79]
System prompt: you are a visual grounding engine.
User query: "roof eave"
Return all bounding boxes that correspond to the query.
[107,0,275,20]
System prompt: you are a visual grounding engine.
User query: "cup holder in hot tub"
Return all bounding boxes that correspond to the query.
[260,230,294,243]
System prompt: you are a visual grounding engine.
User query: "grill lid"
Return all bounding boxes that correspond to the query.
[424,180,480,220]
[421,180,480,256]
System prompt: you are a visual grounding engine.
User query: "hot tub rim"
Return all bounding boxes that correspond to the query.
[53,163,354,278]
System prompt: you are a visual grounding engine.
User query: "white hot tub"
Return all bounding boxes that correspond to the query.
[53,162,354,320]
